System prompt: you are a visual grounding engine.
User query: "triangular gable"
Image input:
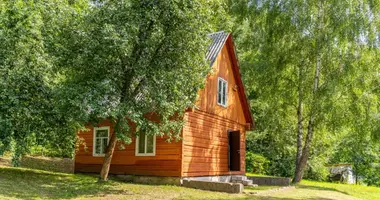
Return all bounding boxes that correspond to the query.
[206,31,255,129]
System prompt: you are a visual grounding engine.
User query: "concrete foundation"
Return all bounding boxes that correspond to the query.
[247,176,291,186]
[182,175,243,183]
[115,175,182,186]
[114,174,258,193]
[182,179,243,193]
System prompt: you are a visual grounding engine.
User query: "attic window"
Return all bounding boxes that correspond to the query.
[217,77,228,107]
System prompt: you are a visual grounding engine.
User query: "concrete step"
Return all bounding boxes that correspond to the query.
[246,184,259,187]
[231,176,246,181]
[242,179,253,186]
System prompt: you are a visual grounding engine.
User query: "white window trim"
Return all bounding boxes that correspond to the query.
[217,77,228,107]
[135,134,156,156]
[92,126,110,157]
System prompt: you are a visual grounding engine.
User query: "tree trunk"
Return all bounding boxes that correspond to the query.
[355,174,358,185]
[293,53,321,183]
[98,131,118,181]
[98,118,123,181]
[293,117,315,183]
[293,66,304,183]
[293,0,323,184]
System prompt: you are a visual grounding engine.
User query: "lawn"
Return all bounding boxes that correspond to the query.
[0,165,379,200]
[299,180,380,200]
[246,173,278,178]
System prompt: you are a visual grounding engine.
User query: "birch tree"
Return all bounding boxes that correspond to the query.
[230,0,380,183]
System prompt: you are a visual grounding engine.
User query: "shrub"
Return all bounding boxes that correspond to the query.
[304,156,329,181]
[246,152,269,174]
[364,164,380,186]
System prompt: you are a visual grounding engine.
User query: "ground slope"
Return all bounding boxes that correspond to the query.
[0,166,378,200]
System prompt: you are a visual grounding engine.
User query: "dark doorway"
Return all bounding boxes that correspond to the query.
[228,130,240,171]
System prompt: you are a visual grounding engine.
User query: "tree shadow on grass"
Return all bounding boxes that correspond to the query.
[296,184,350,196]
[0,167,132,199]
[189,195,348,200]
[0,167,356,200]
[246,197,346,200]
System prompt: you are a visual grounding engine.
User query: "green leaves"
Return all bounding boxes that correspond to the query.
[0,0,88,163]
[56,0,215,144]
[231,0,380,181]
[0,0,220,164]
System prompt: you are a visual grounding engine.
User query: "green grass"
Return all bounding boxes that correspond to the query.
[0,166,248,200]
[245,173,278,178]
[0,165,379,200]
[246,173,380,200]
[298,180,380,200]
[244,185,281,192]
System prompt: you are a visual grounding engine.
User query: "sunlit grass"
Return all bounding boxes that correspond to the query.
[0,166,248,200]
[0,166,378,200]
[245,172,278,177]
[244,185,281,192]
[298,180,380,200]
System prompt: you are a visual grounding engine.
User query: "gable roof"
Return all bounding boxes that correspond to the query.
[206,31,230,67]
[206,31,255,130]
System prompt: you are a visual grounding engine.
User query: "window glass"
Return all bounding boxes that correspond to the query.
[218,79,222,104]
[97,129,108,137]
[102,138,108,153]
[146,135,154,153]
[217,77,228,107]
[136,133,155,155]
[222,81,226,105]
[138,132,146,154]
[95,138,101,154]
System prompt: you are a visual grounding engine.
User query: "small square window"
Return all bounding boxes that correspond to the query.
[217,77,228,107]
[136,133,156,156]
[93,127,110,156]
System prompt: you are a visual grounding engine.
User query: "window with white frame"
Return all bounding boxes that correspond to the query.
[135,132,156,156]
[93,127,110,156]
[217,77,228,107]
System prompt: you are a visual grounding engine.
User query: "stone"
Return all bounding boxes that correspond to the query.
[231,176,246,181]
[114,175,181,186]
[182,179,243,193]
[242,179,253,186]
[246,176,291,186]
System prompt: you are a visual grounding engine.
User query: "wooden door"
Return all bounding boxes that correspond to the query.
[228,130,240,171]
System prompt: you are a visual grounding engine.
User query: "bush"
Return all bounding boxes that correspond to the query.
[364,164,380,186]
[245,130,296,177]
[30,145,74,158]
[246,152,269,174]
[304,156,329,181]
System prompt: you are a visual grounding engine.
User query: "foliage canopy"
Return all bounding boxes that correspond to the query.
[230,0,380,182]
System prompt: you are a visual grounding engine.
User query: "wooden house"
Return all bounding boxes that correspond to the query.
[75,31,254,181]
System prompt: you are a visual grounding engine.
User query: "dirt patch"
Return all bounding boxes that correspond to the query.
[20,155,74,173]
[255,186,360,200]
[0,155,74,173]
[245,186,296,195]
[0,157,11,167]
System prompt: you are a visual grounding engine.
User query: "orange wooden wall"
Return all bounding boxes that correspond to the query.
[181,44,247,177]
[75,120,182,176]
[181,111,246,177]
[196,45,247,125]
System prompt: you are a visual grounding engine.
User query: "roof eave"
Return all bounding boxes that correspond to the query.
[225,35,255,130]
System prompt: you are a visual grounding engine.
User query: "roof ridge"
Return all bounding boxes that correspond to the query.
[206,31,230,66]
[208,30,227,37]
